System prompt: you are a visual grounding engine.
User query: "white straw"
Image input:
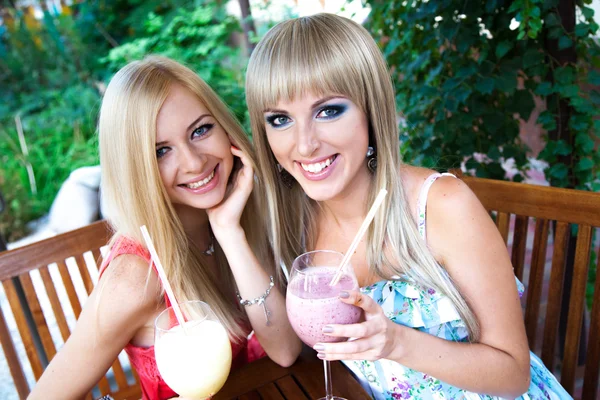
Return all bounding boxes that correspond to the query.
[140,225,187,331]
[329,189,388,286]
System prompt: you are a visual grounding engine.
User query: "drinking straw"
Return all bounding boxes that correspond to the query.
[329,189,388,286]
[140,225,187,332]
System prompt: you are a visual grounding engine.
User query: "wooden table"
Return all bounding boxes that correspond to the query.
[213,348,371,399]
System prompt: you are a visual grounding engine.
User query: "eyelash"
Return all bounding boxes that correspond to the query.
[156,123,214,159]
[265,104,347,129]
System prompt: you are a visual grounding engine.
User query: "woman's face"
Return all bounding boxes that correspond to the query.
[264,92,371,202]
[155,84,233,211]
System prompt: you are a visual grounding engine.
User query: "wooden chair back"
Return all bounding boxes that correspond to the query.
[462,176,600,399]
[0,220,141,400]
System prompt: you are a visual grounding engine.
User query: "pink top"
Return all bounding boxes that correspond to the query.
[99,236,266,400]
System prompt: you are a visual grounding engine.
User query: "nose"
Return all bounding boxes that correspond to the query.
[296,122,320,158]
[179,143,207,173]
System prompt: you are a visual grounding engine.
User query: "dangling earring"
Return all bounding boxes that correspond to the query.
[276,163,295,188]
[366,146,377,173]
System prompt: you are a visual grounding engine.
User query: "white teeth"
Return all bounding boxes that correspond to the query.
[301,155,336,173]
[186,170,215,189]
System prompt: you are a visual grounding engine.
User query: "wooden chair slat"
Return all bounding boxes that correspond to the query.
[461,177,600,226]
[2,279,45,379]
[0,221,111,281]
[524,218,549,349]
[96,374,113,397]
[57,260,83,318]
[110,357,129,391]
[581,242,600,400]
[496,212,510,244]
[39,266,71,342]
[74,254,94,295]
[91,248,103,272]
[257,382,284,399]
[19,273,56,361]
[0,303,30,399]
[541,221,569,370]
[511,215,529,281]
[561,224,592,393]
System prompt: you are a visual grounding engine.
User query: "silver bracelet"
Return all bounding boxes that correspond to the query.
[237,276,274,326]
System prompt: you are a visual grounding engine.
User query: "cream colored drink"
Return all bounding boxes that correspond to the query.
[155,319,232,399]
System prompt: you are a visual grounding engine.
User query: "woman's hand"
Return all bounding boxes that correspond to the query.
[207,146,254,238]
[313,290,403,361]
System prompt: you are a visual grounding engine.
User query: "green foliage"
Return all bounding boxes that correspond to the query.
[365,0,598,307]
[103,4,249,126]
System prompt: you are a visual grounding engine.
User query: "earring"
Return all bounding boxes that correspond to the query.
[366,146,377,173]
[276,164,295,188]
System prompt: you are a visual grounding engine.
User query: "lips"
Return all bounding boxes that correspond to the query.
[295,154,339,181]
[178,165,220,194]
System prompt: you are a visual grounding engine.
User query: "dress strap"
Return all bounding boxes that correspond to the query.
[416,172,456,241]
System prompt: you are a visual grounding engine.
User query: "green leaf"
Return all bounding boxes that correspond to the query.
[537,111,557,131]
[576,134,596,153]
[535,82,553,96]
[523,49,541,69]
[495,41,513,59]
[554,66,576,84]
[545,13,561,27]
[575,157,594,171]
[548,27,563,39]
[575,23,589,37]
[582,6,595,19]
[558,35,573,50]
[548,163,569,179]
[456,65,477,79]
[475,77,495,94]
[517,30,526,40]
[588,70,600,86]
[554,140,572,156]
[558,84,579,98]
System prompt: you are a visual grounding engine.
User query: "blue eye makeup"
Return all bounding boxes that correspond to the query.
[316,104,347,120]
[156,146,169,159]
[192,123,214,138]
[265,114,291,128]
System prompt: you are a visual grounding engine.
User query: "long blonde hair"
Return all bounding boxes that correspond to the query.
[99,55,275,341]
[246,14,480,340]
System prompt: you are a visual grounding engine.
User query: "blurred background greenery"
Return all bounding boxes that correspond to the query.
[1,1,598,306]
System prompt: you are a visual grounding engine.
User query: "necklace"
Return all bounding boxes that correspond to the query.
[203,235,215,256]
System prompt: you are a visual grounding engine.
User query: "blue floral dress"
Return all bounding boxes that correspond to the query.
[341,173,571,400]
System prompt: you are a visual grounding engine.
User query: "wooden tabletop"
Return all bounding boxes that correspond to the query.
[213,348,371,399]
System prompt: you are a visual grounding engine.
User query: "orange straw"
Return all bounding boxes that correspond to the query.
[140,225,187,332]
[329,189,387,286]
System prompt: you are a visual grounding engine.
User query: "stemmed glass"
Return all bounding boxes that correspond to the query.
[154,300,232,399]
[286,250,362,400]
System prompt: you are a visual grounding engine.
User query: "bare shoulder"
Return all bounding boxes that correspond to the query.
[398,164,441,218]
[96,253,162,315]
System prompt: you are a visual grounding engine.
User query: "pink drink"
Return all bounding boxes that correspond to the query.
[286,266,362,347]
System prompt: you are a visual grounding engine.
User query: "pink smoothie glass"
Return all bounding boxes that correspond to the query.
[286,250,362,400]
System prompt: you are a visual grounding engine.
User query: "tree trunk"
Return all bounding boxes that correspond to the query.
[238,0,256,55]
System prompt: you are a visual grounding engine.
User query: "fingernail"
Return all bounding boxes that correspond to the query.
[339,291,350,299]
[313,344,325,351]
[322,325,334,333]
[317,353,326,359]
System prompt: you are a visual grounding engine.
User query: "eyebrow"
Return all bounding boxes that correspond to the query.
[156,113,211,147]
[263,95,345,114]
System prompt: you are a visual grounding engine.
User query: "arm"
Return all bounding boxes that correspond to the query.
[28,255,162,400]
[207,147,302,368]
[317,177,531,397]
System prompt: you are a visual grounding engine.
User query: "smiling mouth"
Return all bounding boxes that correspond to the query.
[300,154,338,174]
[181,168,216,189]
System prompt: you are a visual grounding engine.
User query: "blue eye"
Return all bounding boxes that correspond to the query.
[266,114,291,128]
[156,147,169,158]
[192,123,213,138]
[316,104,347,120]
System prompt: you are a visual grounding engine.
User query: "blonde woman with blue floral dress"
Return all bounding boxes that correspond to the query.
[245,13,571,400]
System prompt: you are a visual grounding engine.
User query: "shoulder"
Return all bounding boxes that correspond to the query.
[398,164,442,218]
[97,253,162,315]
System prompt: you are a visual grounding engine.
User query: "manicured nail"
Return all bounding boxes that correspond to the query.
[339,291,350,299]
[313,344,325,351]
[322,325,334,333]
[317,353,326,360]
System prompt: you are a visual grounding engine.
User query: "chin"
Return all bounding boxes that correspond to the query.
[300,185,340,202]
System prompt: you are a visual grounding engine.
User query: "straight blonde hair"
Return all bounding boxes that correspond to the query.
[246,14,480,340]
[99,55,276,342]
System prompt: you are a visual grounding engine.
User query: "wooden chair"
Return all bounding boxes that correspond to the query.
[461,176,600,399]
[0,220,142,400]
